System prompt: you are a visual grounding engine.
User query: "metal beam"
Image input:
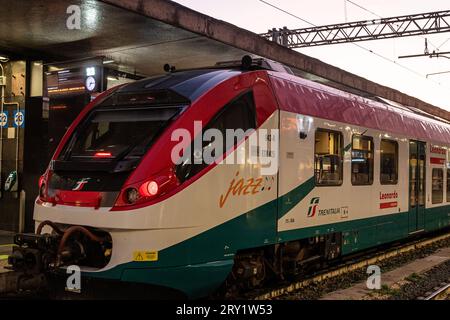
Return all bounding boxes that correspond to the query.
[262,10,450,48]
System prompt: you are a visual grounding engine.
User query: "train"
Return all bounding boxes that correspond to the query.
[5,56,450,299]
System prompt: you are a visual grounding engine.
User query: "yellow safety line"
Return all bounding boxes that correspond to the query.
[0,255,8,261]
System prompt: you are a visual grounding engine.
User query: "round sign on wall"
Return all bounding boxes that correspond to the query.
[13,110,25,128]
[0,112,7,128]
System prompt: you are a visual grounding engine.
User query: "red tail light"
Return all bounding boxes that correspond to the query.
[113,168,179,208]
[38,175,45,190]
[38,175,47,199]
[37,170,57,205]
[38,171,51,203]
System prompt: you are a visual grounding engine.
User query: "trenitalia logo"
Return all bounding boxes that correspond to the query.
[72,178,90,191]
[307,197,349,219]
[307,197,320,217]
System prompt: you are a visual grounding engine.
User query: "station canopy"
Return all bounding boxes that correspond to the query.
[0,0,248,76]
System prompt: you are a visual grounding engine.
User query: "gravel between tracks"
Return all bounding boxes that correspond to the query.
[383,260,450,300]
[275,237,450,300]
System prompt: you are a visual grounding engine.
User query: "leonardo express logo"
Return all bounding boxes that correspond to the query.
[307,197,349,219]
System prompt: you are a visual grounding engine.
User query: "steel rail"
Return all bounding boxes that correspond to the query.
[424,283,450,300]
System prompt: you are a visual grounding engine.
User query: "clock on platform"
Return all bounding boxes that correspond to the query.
[85,76,96,91]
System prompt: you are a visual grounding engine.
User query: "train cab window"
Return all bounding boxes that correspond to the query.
[447,169,450,203]
[380,139,398,185]
[432,168,444,204]
[176,91,256,182]
[314,129,343,186]
[62,107,182,161]
[351,135,374,185]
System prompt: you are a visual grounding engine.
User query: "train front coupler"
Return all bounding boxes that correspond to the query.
[0,232,58,296]
[0,221,112,296]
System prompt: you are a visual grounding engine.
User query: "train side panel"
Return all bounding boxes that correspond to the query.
[425,145,450,231]
[277,112,411,254]
[269,71,450,256]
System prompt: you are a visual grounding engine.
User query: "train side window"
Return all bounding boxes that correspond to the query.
[176,91,256,182]
[447,169,450,203]
[351,135,374,185]
[314,129,343,186]
[432,168,444,204]
[380,139,398,185]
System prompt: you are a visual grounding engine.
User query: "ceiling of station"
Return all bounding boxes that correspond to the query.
[0,0,248,76]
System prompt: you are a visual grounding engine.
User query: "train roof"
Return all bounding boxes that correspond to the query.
[114,68,242,103]
[268,71,450,146]
[107,57,450,145]
[111,56,291,104]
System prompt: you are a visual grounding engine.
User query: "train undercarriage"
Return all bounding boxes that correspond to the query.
[0,220,343,299]
[221,233,343,297]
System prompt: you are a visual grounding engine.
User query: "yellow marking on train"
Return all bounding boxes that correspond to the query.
[0,255,8,261]
[0,244,15,248]
[133,251,158,262]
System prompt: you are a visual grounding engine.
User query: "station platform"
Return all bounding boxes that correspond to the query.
[0,231,13,267]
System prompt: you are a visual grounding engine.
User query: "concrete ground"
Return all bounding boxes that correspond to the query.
[321,247,450,300]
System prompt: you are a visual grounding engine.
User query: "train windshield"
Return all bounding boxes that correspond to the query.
[63,106,182,161]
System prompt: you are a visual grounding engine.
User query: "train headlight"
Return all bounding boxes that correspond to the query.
[125,188,140,204]
[112,168,179,209]
[148,181,159,195]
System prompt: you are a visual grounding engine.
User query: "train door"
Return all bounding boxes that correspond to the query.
[408,140,426,233]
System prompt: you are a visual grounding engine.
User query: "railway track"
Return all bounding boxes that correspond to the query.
[424,284,450,300]
[250,230,450,300]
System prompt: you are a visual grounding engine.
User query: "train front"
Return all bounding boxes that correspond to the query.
[5,68,259,299]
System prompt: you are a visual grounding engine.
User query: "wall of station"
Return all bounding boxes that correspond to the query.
[0,60,26,231]
[0,57,140,232]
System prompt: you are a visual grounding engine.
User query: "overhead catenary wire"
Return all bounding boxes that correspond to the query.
[437,38,450,50]
[346,0,380,20]
[345,0,439,50]
[427,70,450,78]
[346,0,450,88]
[258,0,450,88]
[345,0,450,89]
[259,0,315,27]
